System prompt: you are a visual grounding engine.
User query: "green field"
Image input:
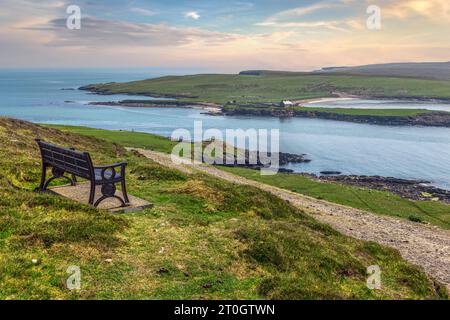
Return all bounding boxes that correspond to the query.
[2,117,448,299]
[46,125,450,229]
[83,73,450,105]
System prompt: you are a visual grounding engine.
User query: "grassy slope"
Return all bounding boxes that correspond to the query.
[220,167,450,230]
[85,74,450,105]
[0,117,447,299]
[47,125,178,153]
[47,125,450,229]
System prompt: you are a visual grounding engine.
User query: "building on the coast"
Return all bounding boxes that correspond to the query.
[281,100,294,107]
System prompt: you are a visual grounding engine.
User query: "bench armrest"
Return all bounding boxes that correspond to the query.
[94,162,127,170]
[94,162,127,181]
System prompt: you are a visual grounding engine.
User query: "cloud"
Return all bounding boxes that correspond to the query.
[271,2,339,19]
[129,7,157,17]
[255,0,358,31]
[233,1,255,10]
[382,0,450,20]
[0,0,66,26]
[1,0,449,70]
[25,16,236,47]
[185,11,201,20]
[23,0,66,9]
[256,20,362,32]
[262,0,357,21]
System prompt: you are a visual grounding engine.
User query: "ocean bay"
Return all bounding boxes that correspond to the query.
[1,69,449,189]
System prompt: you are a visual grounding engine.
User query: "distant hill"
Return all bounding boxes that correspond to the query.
[314,62,450,80]
[240,62,450,80]
[239,70,309,76]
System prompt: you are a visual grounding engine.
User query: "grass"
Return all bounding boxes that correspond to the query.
[48,124,450,229]
[46,125,178,153]
[219,167,450,230]
[0,117,447,299]
[82,73,450,105]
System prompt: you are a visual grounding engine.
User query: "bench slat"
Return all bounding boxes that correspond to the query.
[37,141,93,179]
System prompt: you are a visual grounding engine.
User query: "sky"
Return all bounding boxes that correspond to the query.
[1,0,449,72]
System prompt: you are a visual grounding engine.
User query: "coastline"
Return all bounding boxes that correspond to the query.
[86,98,450,128]
[303,173,450,204]
[88,100,222,113]
[46,117,450,198]
[218,166,450,204]
[73,85,450,197]
[207,141,450,203]
[82,87,450,128]
[219,106,450,128]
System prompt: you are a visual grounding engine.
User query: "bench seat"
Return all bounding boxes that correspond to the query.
[94,167,123,182]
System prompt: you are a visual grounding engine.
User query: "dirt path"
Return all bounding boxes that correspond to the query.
[132,148,450,290]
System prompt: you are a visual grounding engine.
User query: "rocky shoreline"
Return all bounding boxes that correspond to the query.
[215,150,310,171]
[190,139,311,170]
[213,159,450,203]
[223,160,450,203]
[199,143,309,170]
[220,107,450,127]
[205,144,449,204]
[299,173,450,204]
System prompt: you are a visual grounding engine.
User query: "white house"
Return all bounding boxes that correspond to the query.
[281,100,294,107]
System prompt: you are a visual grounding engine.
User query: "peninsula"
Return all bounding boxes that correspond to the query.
[80,69,450,127]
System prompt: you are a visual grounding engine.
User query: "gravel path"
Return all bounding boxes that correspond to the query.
[132,148,450,290]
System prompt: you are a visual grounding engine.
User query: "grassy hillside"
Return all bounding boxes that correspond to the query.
[314,62,450,81]
[47,125,450,229]
[220,167,450,230]
[0,117,447,299]
[46,125,179,153]
[81,73,450,104]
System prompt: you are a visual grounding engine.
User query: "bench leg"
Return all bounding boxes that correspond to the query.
[89,181,96,205]
[93,183,127,208]
[43,174,75,190]
[94,194,126,208]
[40,166,77,191]
[71,174,77,186]
[39,164,47,191]
[121,179,130,204]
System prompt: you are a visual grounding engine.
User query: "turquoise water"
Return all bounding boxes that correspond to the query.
[1,69,450,189]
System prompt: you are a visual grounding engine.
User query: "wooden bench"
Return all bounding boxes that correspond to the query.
[36,139,130,208]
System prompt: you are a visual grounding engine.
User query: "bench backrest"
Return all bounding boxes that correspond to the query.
[36,139,94,179]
